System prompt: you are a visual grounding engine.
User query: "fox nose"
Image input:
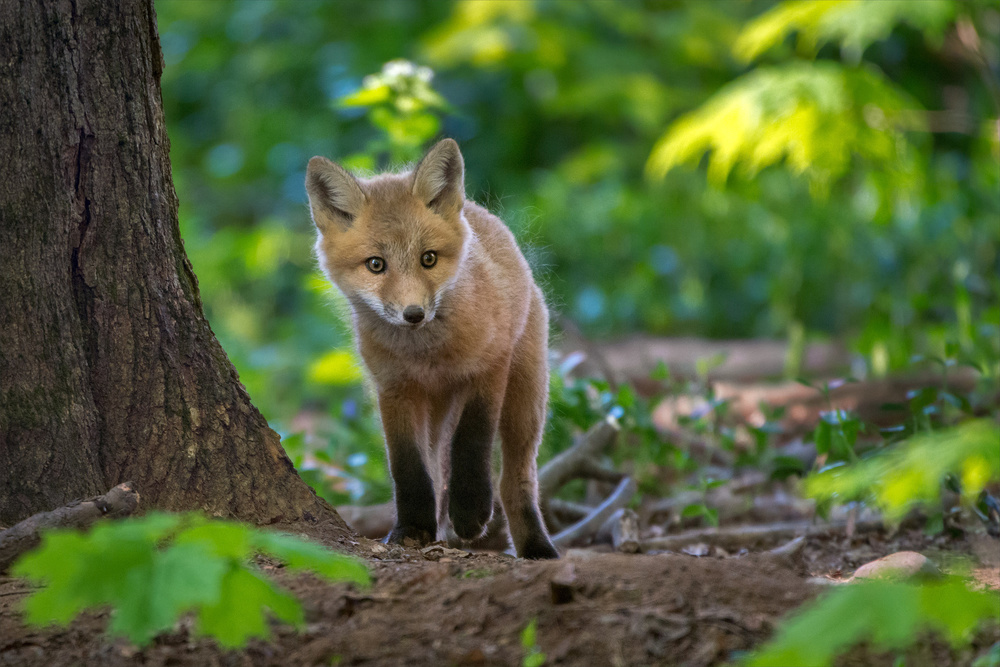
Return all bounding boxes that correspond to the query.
[403,305,425,324]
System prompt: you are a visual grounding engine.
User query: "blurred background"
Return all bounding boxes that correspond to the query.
[153,0,999,507]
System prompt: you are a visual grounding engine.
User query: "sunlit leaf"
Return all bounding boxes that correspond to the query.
[307,349,364,386]
[646,62,923,198]
[735,0,955,63]
[805,420,1000,521]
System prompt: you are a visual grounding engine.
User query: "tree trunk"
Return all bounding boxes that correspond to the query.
[0,0,345,531]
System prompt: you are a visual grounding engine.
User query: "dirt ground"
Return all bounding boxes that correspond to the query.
[1,520,997,667]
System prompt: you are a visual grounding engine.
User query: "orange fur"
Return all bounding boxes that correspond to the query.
[306,139,558,558]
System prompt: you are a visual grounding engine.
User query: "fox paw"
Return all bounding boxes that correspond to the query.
[450,499,493,541]
[519,534,559,560]
[385,524,434,546]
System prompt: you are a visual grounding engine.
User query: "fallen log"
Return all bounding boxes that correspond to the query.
[0,481,139,572]
[640,518,883,553]
[336,502,394,539]
[559,335,849,384]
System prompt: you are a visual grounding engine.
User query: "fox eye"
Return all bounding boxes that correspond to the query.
[421,251,437,268]
[366,257,386,273]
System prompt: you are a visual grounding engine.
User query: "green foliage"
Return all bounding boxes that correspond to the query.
[806,420,1000,522]
[339,59,450,163]
[12,513,370,648]
[647,62,922,197]
[734,0,955,63]
[520,617,546,667]
[974,641,1000,667]
[746,576,1000,666]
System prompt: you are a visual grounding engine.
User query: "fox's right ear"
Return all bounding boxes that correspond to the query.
[305,157,366,231]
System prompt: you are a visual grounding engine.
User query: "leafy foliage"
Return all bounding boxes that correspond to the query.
[646,62,922,196]
[746,576,1000,667]
[805,420,1000,522]
[12,513,370,648]
[733,0,955,63]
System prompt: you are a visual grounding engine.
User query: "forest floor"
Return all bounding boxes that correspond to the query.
[1,517,998,667]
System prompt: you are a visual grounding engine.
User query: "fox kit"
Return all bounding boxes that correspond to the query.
[305,139,559,559]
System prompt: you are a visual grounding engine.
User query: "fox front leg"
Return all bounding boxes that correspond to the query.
[379,392,437,545]
[448,391,501,541]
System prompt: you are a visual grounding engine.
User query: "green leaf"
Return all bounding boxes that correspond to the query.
[252,532,371,587]
[195,567,303,648]
[806,421,1000,522]
[339,83,391,107]
[12,513,369,649]
[174,519,252,560]
[681,503,707,519]
[521,617,538,649]
[646,62,922,199]
[108,542,227,644]
[747,577,998,667]
[734,0,955,63]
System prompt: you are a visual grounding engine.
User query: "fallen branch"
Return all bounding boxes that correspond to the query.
[0,482,139,572]
[552,477,637,548]
[597,508,641,553]
[640,518,883,553]
[539,416,620,500]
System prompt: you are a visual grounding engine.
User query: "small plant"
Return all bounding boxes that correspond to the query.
[521,617,546,667]
[681,475,726,527]
[746,575,1000,666]
[806,420,1000,523]
[12,512,370,648]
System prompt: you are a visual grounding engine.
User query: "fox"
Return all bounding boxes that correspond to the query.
[305,138,559,559]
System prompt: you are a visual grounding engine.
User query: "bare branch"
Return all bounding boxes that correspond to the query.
[552,477,638,548]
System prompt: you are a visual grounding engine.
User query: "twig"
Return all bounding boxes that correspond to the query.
[0,482,139,572]
[552,477,637,548]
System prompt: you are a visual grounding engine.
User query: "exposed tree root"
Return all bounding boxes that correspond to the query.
[0,482,139,572]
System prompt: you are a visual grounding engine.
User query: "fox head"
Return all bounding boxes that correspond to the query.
[305,139,471,329]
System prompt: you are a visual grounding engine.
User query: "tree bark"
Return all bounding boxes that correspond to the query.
[0,0,345,531]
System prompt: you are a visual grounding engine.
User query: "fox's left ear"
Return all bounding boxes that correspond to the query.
[412,138,465,217]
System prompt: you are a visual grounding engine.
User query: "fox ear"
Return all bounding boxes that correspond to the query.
[305,157,366,231]
[412,138,465,217]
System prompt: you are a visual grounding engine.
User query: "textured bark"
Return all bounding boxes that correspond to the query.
[0,0,345,531]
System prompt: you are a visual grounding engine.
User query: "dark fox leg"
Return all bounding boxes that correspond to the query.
[499,296,559,559]
[379,391,436,545]
[448,387,503,541]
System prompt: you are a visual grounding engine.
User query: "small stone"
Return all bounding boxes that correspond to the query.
[682,543,710,557]
[851,551,940,582]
